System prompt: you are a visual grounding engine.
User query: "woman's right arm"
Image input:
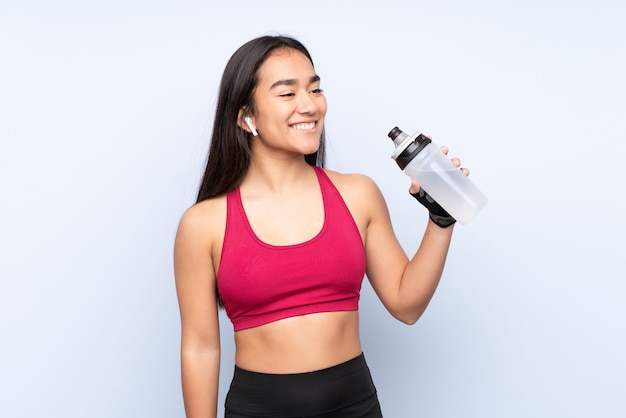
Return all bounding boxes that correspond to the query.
[174,204,221,418]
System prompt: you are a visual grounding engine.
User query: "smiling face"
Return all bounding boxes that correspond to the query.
[248,48,327,159]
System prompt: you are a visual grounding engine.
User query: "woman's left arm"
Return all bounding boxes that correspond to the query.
[362,175,454,324]
[360,151,468,324]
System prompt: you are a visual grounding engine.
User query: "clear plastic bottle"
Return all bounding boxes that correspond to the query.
[388,126,488,224]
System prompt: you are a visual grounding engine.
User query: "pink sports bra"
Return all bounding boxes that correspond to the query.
[217,167,366,331]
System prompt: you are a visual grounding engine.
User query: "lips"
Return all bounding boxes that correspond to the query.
[290,122,316,130]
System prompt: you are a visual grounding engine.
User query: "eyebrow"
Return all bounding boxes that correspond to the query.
[269,75,320,90]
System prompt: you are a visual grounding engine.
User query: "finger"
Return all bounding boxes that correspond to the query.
[451,157,461,168]
[408,178,421,194]
[460,167,470,176]
[439,145,449,155]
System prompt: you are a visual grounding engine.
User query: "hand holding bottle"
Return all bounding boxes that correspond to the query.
[388,127,487,225]
[407,145,471,228]
[407,145,470,194]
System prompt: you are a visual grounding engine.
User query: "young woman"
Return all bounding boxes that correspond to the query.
[174,35,468,418]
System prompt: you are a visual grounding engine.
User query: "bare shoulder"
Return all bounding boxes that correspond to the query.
[322,169,388,225]
[323,168,382,199]
[175,195,227,250]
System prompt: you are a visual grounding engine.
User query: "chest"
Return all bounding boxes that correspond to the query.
[242,191,325,247]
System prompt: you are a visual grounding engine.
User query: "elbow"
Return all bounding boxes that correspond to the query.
[392,308,425,326]
[401,316,419,326]
[397,315,420,326]
[388,296,433,325]
[390,299,431,325]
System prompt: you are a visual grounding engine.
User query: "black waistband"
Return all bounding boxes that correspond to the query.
[225,353,378,417]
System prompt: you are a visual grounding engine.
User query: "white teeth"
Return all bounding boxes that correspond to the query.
[291,122,315,130]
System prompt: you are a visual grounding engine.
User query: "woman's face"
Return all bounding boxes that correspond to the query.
[250,48,327,158]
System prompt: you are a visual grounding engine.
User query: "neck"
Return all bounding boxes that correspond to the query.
[242,153,315,195]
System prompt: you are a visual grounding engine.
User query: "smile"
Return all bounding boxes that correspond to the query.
[290,122,316,130]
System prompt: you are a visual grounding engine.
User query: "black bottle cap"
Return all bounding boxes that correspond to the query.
[388,127,403,141]
[388,127,432,170]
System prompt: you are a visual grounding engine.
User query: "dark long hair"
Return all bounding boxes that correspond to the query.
[196,35,326,203]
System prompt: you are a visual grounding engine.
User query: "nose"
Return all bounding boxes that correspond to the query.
[296,91,318,115]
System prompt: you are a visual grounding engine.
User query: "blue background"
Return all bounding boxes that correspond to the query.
[1,1,625,416]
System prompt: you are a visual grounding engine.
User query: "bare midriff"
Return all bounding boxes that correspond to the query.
[233,310,362,374]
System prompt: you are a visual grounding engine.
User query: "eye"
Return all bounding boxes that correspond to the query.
[311,88,324,94]
[279,92,295,97]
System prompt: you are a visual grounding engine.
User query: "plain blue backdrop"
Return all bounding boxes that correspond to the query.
[1,1,625,417]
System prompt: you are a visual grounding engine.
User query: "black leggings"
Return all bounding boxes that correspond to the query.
[224,353,383,417]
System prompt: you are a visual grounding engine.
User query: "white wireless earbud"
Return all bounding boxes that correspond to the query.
[244,116,258,136]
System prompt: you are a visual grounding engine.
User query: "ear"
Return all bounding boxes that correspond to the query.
[237,109,258,136]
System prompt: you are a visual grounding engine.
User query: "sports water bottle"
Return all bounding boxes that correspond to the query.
[387,126,487,224]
